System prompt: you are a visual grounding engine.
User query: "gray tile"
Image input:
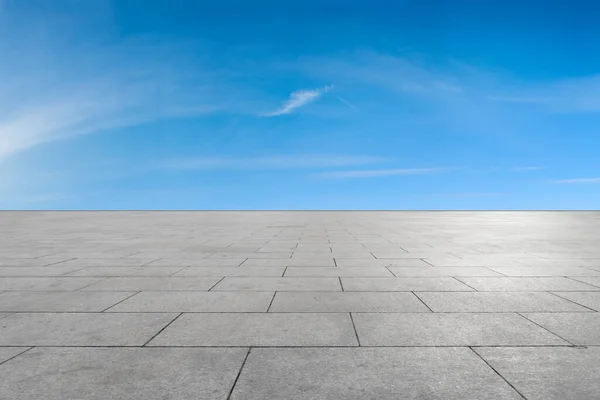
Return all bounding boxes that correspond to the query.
[335,258,429,267]
[231,347,522,400]
[417,292,592,312]
[107,291,273,312]
[0,347,247,400]
[0,291,136,312]
[0,277,104,291]
[269,292,430,312]
[173,267,285,276]
[388,267,502,277]
[81,277,221,291]
[211,277,341,291]
[341,277,473,291]
[475,347,600,400]
[457,277,600,291]
[551,291,600,311]
[0,258,70,267]
[242,259,336,267]
[0,312,177,346]
[353,313,567,346]
[0,266,83,277]
[65,266,185,277]
[53,258,158,267]
[147,258,247,267]
[149,313,358,346]
[0,348,30,364]
[522,312,600,345]
[488,266,600,276]
[285,267,394,277]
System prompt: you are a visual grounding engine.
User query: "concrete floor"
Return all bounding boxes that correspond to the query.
[1,211,599,399]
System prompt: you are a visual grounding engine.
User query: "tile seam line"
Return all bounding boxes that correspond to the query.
[548,292,599,312]
[411,292,434,312]
[0,347,34,367]
[226,347,252,400]
[348,312,361,346]
[100,291,141,312]
[469,347,528,400]
[142,312,183,347]
[515,312,575,346]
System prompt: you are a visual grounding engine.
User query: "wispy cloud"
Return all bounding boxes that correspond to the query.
[315,167,451,179]
[337,95,359,110]
[161,154,386,170]
[511,166,546,171]
[260,85,333,117]
[553,178,600,184]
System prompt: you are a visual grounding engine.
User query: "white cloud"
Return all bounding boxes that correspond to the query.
[315,167,450,179]
[260,85,333,117]
[161,154,385,170]
[553,178,600,184]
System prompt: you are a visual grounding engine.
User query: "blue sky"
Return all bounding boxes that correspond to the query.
[1,0,600,210]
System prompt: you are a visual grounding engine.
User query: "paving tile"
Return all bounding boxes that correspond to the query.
[0,347,247,400]
[173,267,285,276]
[269,292,430,312]
[81,277,221,291]
[148,313,358,346]
[0,312,177,346]
[107,291,273,312]
[231,347,522,400]
[475,347,600,400]
[52,258,159,267]
[0,277,104,291]
[353,313,567,346]
[551,291,600,311]
[147,258,247,267]
[335,258,429,267]
[64,266,185,277]
[341,277,473,291]
[211,277,341,291]
[388,266,502,277]
[0,258,71,267]
[522,312,600,345]
[416,292,592,312]
[0,266,83,277]
[457,277,600,291]
[0,348,30,364]
[242,258,336,267]
[487,266,600,276]
[284,267,394,277]
[0,291,136,312]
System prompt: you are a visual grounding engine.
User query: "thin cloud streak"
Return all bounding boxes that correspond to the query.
[315,167,451,179]
[260,85,333,117]
[553,178,600,184]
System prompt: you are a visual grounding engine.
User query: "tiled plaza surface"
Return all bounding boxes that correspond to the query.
[1,211,600,399]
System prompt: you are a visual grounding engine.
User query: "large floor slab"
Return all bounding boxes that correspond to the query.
[231,347,523,399]
[416,292,593,312]
[0,312,177,346]
[269,292,430,312]
[0,291,136,312]
[352,312,568,346]
[0,347,248,400]
[475,347,600,400]
[107,291,274,312]
[148,313,358,346]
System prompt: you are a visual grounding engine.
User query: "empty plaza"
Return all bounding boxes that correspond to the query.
[1,211,599,399]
